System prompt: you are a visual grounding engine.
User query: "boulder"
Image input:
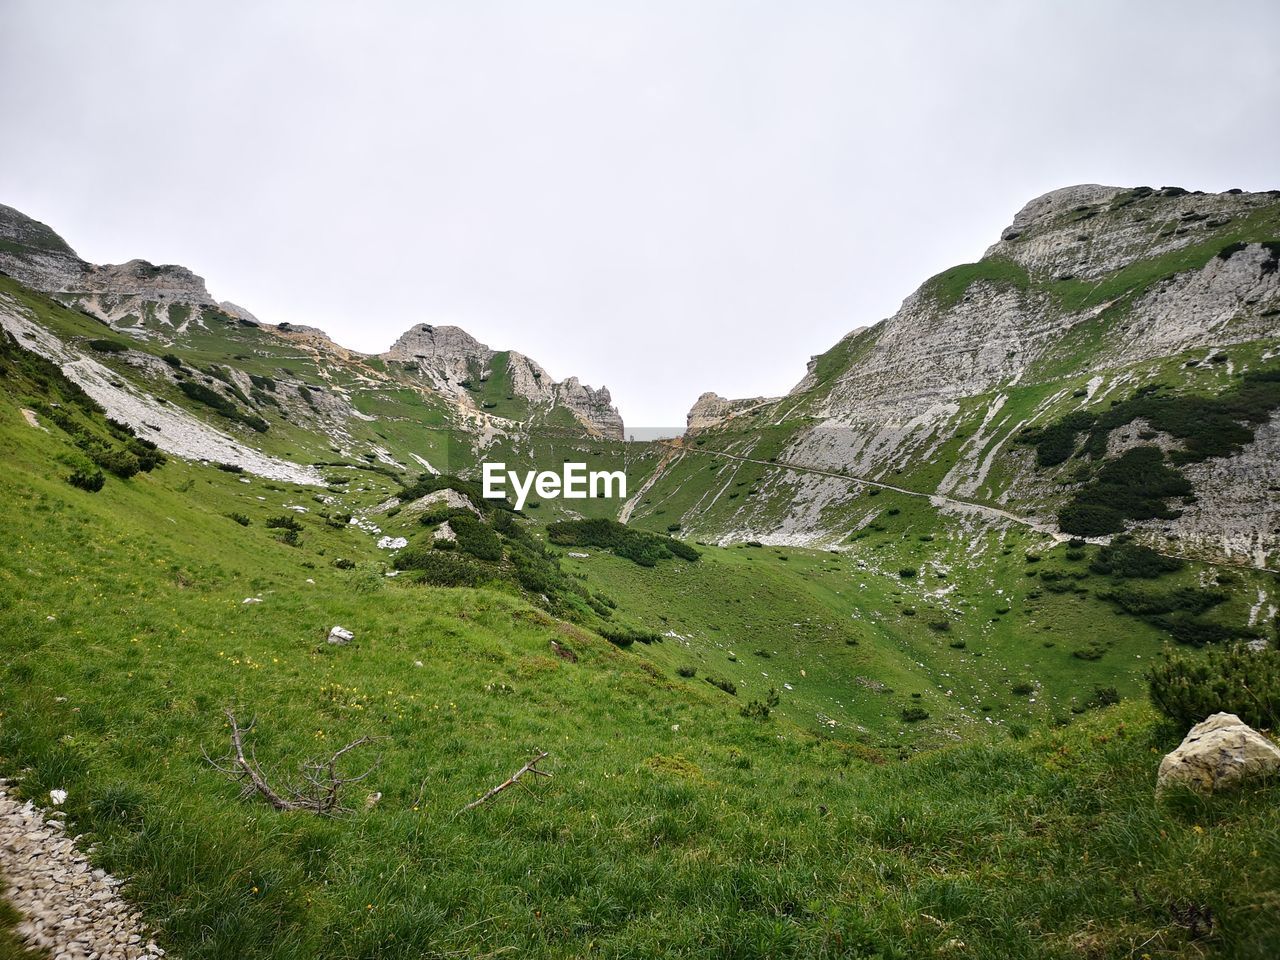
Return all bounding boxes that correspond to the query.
[1156,712,1280,793]
[327,626,354,645]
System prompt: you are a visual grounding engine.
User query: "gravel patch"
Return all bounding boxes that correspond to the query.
[0,782,166,959]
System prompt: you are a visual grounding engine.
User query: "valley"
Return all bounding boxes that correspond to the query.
[1,185,1278,958]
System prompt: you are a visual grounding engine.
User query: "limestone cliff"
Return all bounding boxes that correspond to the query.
[676,185,1280,565]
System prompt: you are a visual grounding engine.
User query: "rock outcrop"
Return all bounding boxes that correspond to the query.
[665,185,1280,562]
[1156,712,1280,792]
[1,202,627,443]
[686,392,777,431]
[383,323,624,438]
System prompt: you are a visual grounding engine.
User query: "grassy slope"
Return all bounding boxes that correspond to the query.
[2,374,1279,957]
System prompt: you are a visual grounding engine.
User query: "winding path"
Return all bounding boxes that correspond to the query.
[652,439,1277,575]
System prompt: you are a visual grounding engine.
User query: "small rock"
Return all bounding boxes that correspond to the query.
[1157,712,1280,793]
[242,597,262,604]
[376,536,408,550]
[327,626,354,645]
[49,789,67,806]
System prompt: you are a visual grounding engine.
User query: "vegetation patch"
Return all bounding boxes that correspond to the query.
[547,518,699,567]
[1150,645,1280,729]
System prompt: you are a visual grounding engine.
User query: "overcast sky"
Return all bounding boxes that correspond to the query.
[2,1,1278,427]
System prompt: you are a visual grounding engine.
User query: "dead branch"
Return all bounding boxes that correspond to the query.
[458,751,551,813]
[204,710,379,815]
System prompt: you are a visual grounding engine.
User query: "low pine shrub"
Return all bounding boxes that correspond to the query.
[1149,645,1280,729]
[705,676,737,696]
[67,465,105,492]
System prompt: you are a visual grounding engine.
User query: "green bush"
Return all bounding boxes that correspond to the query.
[87,338,128,353]
[67,465,105,492]
[226,513,251,527]
[898,567,917,579]
[1090,539,1185,578]
[449,513,503,562]
[178,380,269,432]
[548,518,698,566]
[899,706,930,722]
[705,676,737,696]
[91,446,141,479]
[161,353,183,368]
[599,626,663,647]
[676,665,697,678]
[1149,646,1280,729]
[740,688,780,721]
[265,515,303,532]
[400,551,483,588]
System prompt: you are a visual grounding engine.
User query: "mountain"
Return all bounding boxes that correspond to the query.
[640,185,1280,568]
[3,187,1280,959]
[0,203,625,468]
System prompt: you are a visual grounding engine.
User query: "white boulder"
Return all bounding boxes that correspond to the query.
[1157,712,1280,793]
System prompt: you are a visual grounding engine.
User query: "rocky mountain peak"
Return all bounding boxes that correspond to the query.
[383,323,493,364]
[999,184,1124,240]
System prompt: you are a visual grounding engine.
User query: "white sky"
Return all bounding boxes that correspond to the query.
[2,1,1278,427]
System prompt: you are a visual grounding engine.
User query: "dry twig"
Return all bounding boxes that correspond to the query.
[458,751,551,813]
[204,710,379,815]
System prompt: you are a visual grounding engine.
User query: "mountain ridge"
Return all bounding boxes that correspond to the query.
[0,202,625,438]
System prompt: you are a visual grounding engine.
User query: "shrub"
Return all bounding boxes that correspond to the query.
[899,706,930,722]
[1011,681,1036,696]
[740,688,780,720]
[599,626,663,647]
[178,380,269,432]
[1149,645,1280,729]
[67,466,105,492]
[1089,539,1184,579]
[676,665,697,678]
[161,353,183,368]
[1086,686,1120,709]
[449,513,503,562]
[92,446,140,479]
[265,515,303,532]
[87,338,128,353]
[399,551,483,588]
[705,676,737,696]
[898,567,917,579]
[226,512,251,526]
[548,518,698,566]
[332,557,356,570]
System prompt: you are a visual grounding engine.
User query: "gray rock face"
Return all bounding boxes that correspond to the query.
[556,376,623,438]
[686,392,777,431]
[382,323,624,438]
[0,202,84,290]
[1156,712,1280,792]
[680,185,1280,564]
